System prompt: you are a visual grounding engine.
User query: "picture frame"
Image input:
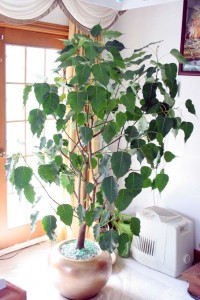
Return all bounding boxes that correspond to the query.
[179,0,200,75]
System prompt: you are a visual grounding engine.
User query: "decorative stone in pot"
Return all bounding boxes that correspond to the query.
[48,239,112,299]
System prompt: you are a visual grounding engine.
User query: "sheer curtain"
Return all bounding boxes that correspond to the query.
[0,0,125,30]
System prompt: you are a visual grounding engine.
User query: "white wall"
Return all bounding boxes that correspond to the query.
[113,0,200,250]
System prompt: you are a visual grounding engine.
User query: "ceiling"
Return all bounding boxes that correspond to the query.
[80,0,180,10]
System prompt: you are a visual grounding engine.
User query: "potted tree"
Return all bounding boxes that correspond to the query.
[6,24,195,299]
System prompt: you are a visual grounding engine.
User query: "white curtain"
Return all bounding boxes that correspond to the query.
[0,0,57,23]
[0,0,125,30]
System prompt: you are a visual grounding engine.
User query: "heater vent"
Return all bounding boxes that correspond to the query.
[133,236,156,257]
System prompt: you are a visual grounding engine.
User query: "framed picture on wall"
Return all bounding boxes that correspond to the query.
[179,0,200,75]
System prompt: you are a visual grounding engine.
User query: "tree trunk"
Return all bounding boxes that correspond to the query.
[76,222,86,249]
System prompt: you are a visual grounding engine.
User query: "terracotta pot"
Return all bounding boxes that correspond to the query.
[48,239,112,300]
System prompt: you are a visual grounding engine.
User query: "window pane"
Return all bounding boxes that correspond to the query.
[6,45,25,83]
[6,84,25,121]
[46,49,60,83]
[7,193,32,228]
[26,47,45,83]
[6,122,25,155]
[26,121,42,156]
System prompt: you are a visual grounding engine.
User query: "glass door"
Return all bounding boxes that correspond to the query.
[0,24,68,249]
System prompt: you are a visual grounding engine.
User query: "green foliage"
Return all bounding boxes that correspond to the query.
[42,215,57,240]
[6,24,195,256]
[57,204,73,226]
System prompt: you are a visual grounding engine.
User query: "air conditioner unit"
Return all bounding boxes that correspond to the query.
[131,206,194,277]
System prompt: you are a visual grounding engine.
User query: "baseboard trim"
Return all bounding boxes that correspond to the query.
[194,249,200,263]
[0,236,48,257]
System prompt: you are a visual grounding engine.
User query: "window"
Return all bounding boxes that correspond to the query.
[0,22,68,249]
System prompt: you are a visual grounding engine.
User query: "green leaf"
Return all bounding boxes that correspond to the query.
[99,230,119,253]
[134,41,162,52]
[100,210,110,226]
[55,155,63,167]
[130,217,140,236]
[115,189,133,211]
[34,83,50,104]
[85,182,94,194]
[143,178,152,188]
[109,47,125,68]
[120,87,136,114]
[124,51,145,62]
[75,64,91,86]
[92,62,110,86]
[126,107,142,121]
[125,172,143,197]
[56,119,65,132]
[96,190,104,205]
[76,112,86,125]
[116,112,127,129]
[57,204,73,226]
[68,91,86,113]
[155,173,169,192]
[28,109,46,137]
[118,233,131,257]
[102,176,118,203]
[38,164,57,183]
[102,30,123,39]
[85,210,94,227]
[186,99,196,115]
[142,82,158,107]
[14,166,33,189]
[170,48,187,64]
[105,40,125,52]
[24,184,35,204]
[93,223,100,240]
[164,63,177,85]
[42,92,59,115]
[39,137,46,150]
[56,47,77,62]
[156,116,174,137]
[102,122,117,144]
[90,24,102,37]
[111,151,131,178]
[42,215,57,240]
[56,104,66,119]
[60,174,74,195]
[180,121,194,142]
[53,133,62,146]
[164,151,176,162]
[84,42,99,62]
[162,64,178,98]
[87,86,107,112]
[93,207,102,220]
[141,166,152,179]
[77,204,85,223]
[23,85,32,106]
[79,127,93,146]
[130,139,146,149]
[125,125,139,142]
[70,152,83,170]
[140,143,160,167]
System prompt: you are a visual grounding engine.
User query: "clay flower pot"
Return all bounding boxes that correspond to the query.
[48,239,112,299]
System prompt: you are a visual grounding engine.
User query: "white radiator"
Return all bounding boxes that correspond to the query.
[131,206,194,277]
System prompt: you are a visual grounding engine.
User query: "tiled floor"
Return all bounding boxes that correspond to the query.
[0,241,192,300]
